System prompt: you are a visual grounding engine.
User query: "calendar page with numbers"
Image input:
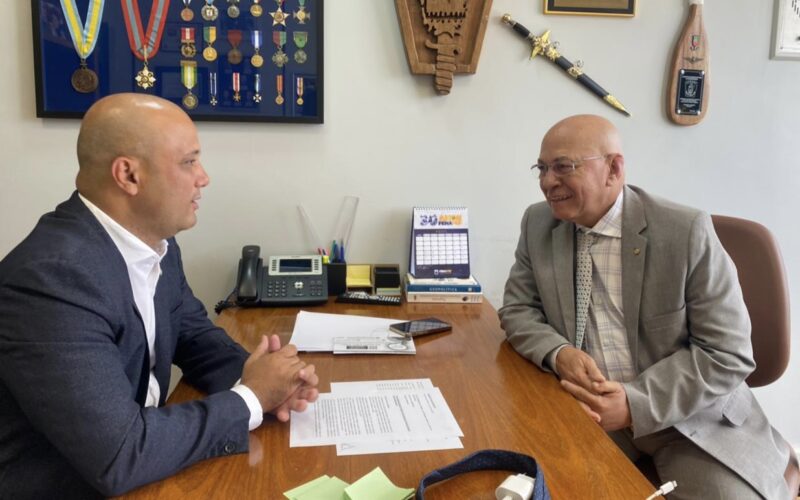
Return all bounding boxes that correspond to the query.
[409,207,470,279]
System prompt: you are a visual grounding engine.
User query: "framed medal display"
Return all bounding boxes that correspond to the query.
[31,0,323,123]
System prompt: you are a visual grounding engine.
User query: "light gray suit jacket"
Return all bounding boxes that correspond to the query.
[499,185,790,499]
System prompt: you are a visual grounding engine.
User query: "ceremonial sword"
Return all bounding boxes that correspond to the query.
[501,14,630,117]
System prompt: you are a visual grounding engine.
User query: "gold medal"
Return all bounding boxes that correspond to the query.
[270,7,287,26]
[135,62,156,90]
[251,53,264,67]
[271,48,288,67]
[251,4,263,16]
[182,92,198,109]
[296,76,304,105]
[71,65,99,93]
[293,7,310,24]
[275,74,284,104]
[227,29,243,64]
[181,7,194,21]
[228,48,242,64]
[201,4,218,20]
[181,44,197,58]
[61,0,104,93]
[203,46,218,61]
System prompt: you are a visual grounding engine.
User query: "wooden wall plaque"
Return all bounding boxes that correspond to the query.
[395,0,493,95]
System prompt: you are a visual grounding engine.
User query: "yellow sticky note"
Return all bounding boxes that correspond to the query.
[344,467,414,500]
[296,476,349,500]
[284,475,330,499]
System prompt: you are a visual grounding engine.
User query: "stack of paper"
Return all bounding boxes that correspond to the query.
[290,379,463,456]
[289,311,415,354]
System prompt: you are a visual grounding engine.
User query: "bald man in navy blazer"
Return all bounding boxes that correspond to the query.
[0,94,319,498]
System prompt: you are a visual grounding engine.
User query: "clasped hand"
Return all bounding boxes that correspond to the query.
[241,334,320,422]
[555,346,631,432]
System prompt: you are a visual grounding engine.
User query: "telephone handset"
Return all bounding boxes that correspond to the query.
[237,245,262,302]
[223,245,328,310]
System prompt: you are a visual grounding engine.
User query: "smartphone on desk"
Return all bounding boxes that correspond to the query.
[389,318,451,338]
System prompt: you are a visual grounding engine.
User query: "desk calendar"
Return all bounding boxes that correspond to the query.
[409,207,470,279]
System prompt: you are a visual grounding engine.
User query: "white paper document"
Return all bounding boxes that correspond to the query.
[290,379,463,455]
[289,311,407,352]
[290,388,462,447]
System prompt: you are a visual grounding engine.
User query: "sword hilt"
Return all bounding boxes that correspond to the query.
[502,14,533,41]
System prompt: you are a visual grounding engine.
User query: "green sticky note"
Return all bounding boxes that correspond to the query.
[344,467,415,500]
[284,475,330,499]
[296,476,349,500]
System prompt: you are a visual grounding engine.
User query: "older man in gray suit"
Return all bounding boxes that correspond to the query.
[499,115,793,499]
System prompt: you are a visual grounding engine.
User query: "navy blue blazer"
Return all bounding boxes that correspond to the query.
[0,192,251,498]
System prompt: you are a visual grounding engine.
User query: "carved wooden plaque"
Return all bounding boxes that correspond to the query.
[395,0,493,95]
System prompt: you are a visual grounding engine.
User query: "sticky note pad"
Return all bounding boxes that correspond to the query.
[296,476,349,500]
[344,467,414,500]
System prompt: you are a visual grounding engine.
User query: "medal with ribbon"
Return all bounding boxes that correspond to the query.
[250,0,263,17]
[253,74,262,103]
[180,0,193,21]
[60,0,105,93]
[181,60,198,109]
[296,76,304,105]
[232,72,241,102]
[226,0,239,18]
[203,26,217,61]
[121,0,170,90]
[271,31,288,68]
[270,0,287,26]
[275,74,284,104]
[227,29,243,64]
[251,30,264,67]
[293,0,310,24]
[180,27,196,58]
[209,71,218,106]
[293,31,308,64]
[201,0,218,21]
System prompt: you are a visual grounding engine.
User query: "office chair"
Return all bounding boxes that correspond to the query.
[636,215,798,496]
[710,215,798,496]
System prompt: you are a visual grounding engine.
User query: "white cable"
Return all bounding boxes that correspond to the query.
[645,480,678,500]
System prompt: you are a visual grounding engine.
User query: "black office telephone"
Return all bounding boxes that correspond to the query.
[215,245,328,313]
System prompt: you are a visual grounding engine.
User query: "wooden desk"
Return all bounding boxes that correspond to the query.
[121,299,655,499]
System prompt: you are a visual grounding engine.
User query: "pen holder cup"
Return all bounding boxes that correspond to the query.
[325,263,347,296]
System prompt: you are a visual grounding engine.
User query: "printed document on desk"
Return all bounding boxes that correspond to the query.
[290,380,463,452]
[289,311,406,352]
[330,379,462,456]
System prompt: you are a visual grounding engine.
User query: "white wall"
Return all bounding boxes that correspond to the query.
[2,2,798,448]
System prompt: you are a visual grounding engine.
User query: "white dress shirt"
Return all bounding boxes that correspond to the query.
[80,194,263,429]
[548,190,636,382]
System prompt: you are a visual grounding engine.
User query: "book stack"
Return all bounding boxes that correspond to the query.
[404,274,483,303]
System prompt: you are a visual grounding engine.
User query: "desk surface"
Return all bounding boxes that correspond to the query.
[120,299,655,499]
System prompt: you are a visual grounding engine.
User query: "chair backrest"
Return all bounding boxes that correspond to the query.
[711,215,791,387]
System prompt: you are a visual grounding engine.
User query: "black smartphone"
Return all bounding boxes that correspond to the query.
[389,317,452,338]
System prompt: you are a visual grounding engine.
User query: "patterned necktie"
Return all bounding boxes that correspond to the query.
[575,231,595,350]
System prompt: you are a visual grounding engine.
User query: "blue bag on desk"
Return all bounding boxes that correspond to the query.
[416,449,551,499]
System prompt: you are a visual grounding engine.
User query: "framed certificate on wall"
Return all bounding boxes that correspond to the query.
[544,0,636,17]
[31,0,323,123]
[772,0,800,59]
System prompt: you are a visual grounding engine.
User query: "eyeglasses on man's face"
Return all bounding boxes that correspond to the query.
[531,155,607,178]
